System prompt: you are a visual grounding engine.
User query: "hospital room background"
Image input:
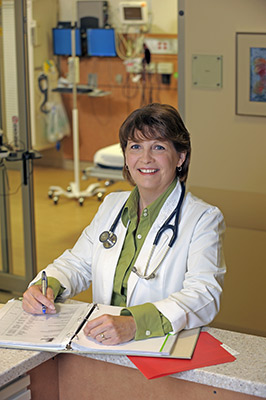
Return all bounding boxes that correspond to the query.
[0,0,265,339]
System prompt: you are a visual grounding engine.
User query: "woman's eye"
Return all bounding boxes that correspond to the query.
[154,144,165,150]
[130,144,140,150]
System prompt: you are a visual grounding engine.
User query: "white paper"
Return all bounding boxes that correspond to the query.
[0,300,90,349]
[72,330,176,356]
[71,304,177,356]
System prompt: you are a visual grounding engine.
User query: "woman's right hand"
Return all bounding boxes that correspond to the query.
[22,285,56,314]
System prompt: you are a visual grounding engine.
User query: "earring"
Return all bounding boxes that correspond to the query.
[177,166,182,172]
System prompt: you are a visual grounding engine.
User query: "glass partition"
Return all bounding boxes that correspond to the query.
[0,0,37,295]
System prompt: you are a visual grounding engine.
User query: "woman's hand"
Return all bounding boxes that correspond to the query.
[22,285,56,314]
[83,314,137,345]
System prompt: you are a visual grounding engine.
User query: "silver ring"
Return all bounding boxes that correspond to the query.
[100,333,105,339]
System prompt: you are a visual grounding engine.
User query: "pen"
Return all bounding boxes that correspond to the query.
[41,270,48,314]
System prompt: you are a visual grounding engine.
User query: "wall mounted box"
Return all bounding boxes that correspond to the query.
[86,29,116,56]
[192,54,223,88]
[77,1,108,28]
[53,29,82,56]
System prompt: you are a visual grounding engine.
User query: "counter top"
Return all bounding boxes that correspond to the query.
[1,327,265,397]
[175,328,266,398]
[0,348,54,387]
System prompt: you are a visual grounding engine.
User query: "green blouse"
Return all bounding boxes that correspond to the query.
[112,180,176,340]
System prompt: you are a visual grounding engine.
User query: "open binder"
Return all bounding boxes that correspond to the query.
[0,300,199,358]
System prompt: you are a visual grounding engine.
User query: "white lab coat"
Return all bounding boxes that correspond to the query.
[31,181,226,334]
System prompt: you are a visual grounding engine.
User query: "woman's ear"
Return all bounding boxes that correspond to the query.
[177,152,187,167]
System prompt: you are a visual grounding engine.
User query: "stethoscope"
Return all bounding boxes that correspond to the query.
[99,182,186,280]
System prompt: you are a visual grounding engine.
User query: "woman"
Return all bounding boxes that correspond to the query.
[23,103,226,345]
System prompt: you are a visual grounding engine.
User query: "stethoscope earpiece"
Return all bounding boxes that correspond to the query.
[99,231,117,249]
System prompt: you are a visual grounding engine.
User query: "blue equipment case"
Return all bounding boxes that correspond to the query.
[53,28,82,56]
[87,29,116,57]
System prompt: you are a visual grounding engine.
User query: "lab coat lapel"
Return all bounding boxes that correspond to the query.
[97,221,127,305]
[127,183,182,305]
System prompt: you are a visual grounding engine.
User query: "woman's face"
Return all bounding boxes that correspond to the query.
[125,134,185,200]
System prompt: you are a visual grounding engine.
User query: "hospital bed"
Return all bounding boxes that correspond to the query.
[82,143,124,197]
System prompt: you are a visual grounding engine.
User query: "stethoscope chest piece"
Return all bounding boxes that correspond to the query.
[99,231,117,249]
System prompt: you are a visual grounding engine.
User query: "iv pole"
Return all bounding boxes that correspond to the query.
[71,18,80,196]
[48,3,105,205]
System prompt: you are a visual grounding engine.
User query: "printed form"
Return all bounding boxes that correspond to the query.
[0,301,90,349]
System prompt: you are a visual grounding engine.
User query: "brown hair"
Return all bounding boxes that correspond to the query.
[119,103,191,184]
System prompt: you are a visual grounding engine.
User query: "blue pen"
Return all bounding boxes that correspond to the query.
[41,271,48,314]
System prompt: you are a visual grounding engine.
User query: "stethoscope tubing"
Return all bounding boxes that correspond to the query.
[99,182,185,255]
[109,201,127,233]
[153,181,185,247]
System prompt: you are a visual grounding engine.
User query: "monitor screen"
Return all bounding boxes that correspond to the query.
[123,7,142,21]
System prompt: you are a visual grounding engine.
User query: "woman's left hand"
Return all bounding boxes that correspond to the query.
[83,314,136,345]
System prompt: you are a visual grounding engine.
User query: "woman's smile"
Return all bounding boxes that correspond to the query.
[138,168,159,174]
[125,136,185,204]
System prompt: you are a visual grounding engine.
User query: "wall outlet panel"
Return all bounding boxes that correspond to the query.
[157,62,174,74]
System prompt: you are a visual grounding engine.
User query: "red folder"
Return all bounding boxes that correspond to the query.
[128,332,236,379]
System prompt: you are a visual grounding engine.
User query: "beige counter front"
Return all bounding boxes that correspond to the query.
[0,327,266,399]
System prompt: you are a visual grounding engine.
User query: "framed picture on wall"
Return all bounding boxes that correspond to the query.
[236,32,266,117]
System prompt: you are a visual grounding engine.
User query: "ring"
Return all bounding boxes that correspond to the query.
[100,333,105,339]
